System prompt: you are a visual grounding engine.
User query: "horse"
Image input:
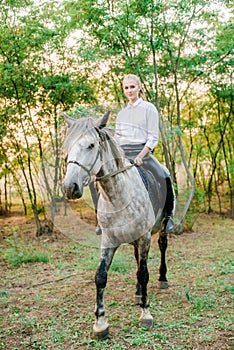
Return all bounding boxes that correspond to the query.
[62,111,170,340]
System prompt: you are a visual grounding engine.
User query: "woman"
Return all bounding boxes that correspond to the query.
[114,74,175,234]
[93,73,175,235]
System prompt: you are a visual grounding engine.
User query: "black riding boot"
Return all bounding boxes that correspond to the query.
[162,177,175,233]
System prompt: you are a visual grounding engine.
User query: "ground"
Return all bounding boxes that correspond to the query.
[0,210,233,350]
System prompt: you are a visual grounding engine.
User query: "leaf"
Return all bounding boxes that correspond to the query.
[185,290,193,302]
[174,126,183,136]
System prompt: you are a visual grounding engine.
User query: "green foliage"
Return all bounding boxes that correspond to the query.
[3,234,49,266]
[64,0,233,220]
[0,0,99,232]
[40,73,97,106]
[0,0,233,221]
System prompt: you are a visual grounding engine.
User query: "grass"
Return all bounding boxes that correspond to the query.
[0,213,233,349]
[3,233,49,266]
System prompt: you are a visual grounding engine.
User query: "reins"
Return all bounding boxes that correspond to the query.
[95,163,134,182]
[67,149,135,185]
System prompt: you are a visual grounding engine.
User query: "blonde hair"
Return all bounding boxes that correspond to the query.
[123,74,146,100]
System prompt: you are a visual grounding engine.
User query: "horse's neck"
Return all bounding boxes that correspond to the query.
[98,154,130,203]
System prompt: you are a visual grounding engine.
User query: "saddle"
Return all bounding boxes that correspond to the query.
[135,165,163,219]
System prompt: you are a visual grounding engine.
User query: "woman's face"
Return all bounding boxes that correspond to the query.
[123,78,141,104]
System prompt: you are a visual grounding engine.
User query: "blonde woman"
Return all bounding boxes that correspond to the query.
[114,74,175,234]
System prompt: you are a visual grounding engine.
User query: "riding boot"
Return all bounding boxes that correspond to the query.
[162,177,175,234]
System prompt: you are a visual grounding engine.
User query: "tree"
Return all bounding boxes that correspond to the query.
[0,0,97,233]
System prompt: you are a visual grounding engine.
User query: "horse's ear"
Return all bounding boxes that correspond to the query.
[96,111,110,129]
[60,111,76,127]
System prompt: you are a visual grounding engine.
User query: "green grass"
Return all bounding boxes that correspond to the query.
[3,234,49,266]
[0,214,233,349]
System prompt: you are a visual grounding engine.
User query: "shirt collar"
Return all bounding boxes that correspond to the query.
[127,98,142,108]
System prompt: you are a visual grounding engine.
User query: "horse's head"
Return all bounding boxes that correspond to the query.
[62,111,110,199]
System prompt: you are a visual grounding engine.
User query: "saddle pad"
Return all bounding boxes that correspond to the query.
[135,165,162,218]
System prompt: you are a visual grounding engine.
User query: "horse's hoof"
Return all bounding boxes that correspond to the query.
[158,281,168,289]
[140,318,154,329]
[93,317,109,340]
[135,294,142,305]
[93,326,109,340]
[139,308,153,329]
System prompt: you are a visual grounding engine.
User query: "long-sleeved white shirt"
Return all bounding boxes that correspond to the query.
[115,98,159,150]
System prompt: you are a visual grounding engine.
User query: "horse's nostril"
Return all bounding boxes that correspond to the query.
[72,182,82,198]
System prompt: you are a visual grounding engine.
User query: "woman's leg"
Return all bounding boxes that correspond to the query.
[122,145,175,233]
[143,155,175,233]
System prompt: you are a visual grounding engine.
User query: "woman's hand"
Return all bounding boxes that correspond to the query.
[134,156,143,166]
[134,146,151,166]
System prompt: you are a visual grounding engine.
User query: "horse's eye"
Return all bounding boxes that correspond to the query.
[88,143,95,149]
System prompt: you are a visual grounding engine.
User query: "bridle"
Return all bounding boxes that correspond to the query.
[66,143,134,186]
[67,147,101,186]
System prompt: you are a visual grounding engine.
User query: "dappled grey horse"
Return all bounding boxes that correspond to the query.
[62,112,172,340]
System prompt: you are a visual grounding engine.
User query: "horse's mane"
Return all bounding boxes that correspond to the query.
[98,127,125,169]
[63,117,125,169]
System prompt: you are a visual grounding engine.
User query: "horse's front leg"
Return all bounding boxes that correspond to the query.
[137,233,153,329]
[93,247,117,340]
[158,231,169,289]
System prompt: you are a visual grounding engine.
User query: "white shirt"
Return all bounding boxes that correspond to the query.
[115,98,159,150]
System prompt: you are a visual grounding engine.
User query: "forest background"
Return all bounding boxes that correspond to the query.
[0,0,233,235]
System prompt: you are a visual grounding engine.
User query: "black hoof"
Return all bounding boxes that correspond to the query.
[158,281,168,289]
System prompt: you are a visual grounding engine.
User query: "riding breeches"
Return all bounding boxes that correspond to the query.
[121,144,175,217]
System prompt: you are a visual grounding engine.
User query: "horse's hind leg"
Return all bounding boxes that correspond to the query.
[158,231,169,289]
[137,233,153,329]
[93,247,117,340]
[134,245,142,304]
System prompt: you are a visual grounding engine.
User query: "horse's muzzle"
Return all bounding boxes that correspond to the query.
[62,182,83,199]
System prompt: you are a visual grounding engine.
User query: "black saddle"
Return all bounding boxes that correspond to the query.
[135,165,163,218]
